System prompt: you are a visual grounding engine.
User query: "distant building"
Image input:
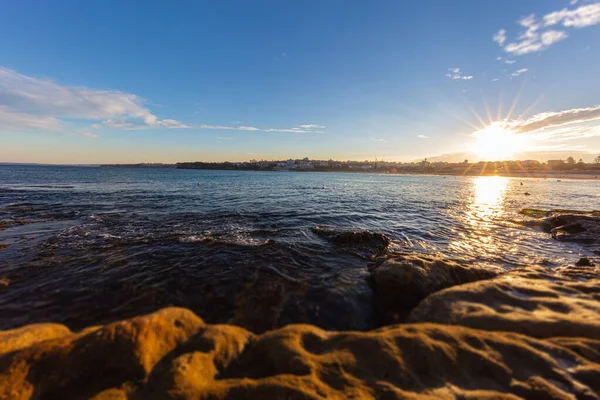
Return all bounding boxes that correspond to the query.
[547,160,564,169]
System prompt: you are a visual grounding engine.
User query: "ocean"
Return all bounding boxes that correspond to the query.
[0,164,598,332]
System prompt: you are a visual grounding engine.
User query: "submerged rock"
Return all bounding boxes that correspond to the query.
[576,257,595,267]
[312,226,391,258]
[369,252,502,324]
[409,265,600,340]
[2,307,600,399]
[520,209,600,255]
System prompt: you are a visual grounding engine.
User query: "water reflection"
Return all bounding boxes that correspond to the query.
[448,176,511,261]
[472,176,509,221]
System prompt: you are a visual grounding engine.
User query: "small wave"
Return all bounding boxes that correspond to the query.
[26,185,75,189]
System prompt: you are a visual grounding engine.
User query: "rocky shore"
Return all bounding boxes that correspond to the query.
[1,210,600,399]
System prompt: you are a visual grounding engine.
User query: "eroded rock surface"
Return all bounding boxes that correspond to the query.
[2,307,600,399]
[409,265,600,340]
[370,252,502,324]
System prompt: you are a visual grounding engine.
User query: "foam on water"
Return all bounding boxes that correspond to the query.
[0,165,599,331]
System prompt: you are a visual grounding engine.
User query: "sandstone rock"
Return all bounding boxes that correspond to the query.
[409,266,600,340]
[370,252,502,324]
[0,323,71,354]
[0,307,204,399]
[2,308,600,399]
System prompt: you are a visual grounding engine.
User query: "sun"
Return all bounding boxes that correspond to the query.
[471,122,525,161]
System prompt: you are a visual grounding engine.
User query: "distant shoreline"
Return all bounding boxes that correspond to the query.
[3,163,599,180]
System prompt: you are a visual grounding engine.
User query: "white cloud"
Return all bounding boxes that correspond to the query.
[216,136,232,140]
[496,56,503,61]
[197,124,323,134]
[473,105,600,153]
[0,66,323,137]
[511,105,600,134]
[495,3,600,56]
[493,29,507,45]
[544,3,600,27]
[417,134,428,139]
[511,68,529,77]
[491,78,500,82]
[505,59,516,64]
[446,68,473,80]
[0,66,185,136]
[300,124,326,129]
[371,137,387,142]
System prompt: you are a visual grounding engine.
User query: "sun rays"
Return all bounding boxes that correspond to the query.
[471,122,528,161]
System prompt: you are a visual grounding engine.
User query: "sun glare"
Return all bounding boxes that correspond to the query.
[472,122,525,161]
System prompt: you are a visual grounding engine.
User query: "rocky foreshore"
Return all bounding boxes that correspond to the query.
[2,210,600,399]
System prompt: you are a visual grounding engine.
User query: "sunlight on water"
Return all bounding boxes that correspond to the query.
[448,176,511,261]
[472,176,508,216]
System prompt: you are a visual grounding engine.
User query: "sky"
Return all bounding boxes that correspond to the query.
[1,0,600,164]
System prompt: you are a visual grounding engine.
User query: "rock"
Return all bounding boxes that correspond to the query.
[0,323,71,354]
[312,226,390,258]
[576,257,595,267]
[0,307,204,399]
[370,252,502,324]
[520,209,600,255]
[541,214,600,247]
[409,265,600,340]
[2,308,600,399]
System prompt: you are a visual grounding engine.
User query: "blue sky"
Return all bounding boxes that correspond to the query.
[1,0,599,164]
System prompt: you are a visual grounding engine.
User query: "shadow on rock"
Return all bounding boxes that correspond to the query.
[2,307,600,399]
[409,263,600,340]
[369,252,503,325]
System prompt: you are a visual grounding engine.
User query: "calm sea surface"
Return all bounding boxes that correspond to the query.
[0,165,598,331]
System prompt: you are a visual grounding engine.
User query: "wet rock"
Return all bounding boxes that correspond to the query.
[369,252,502,324]
[520,209,600,254]
[2,307,600,399]
[312,226,390,258]
[409,265,600,340]
[576,257,595,267]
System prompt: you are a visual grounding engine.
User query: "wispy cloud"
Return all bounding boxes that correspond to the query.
[544,3,600,27]
[491,78,500,82]
[511,105,600,134]
[511,68,529,77]
[505,59,516,64]
[0,66,185,136]
[493,29,507,45]
[371,137,387,142]
[216,136,232,140]
[300,124,326,129]
[417,134,428,139]
[494,3,600,55]
[480,105,600,146]
[445,68,473,80]
[0,66,324,137]
[197,124,324,133]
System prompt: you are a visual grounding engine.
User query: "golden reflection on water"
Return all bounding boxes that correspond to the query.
[448,176,512,259]
[472,176,509,218]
